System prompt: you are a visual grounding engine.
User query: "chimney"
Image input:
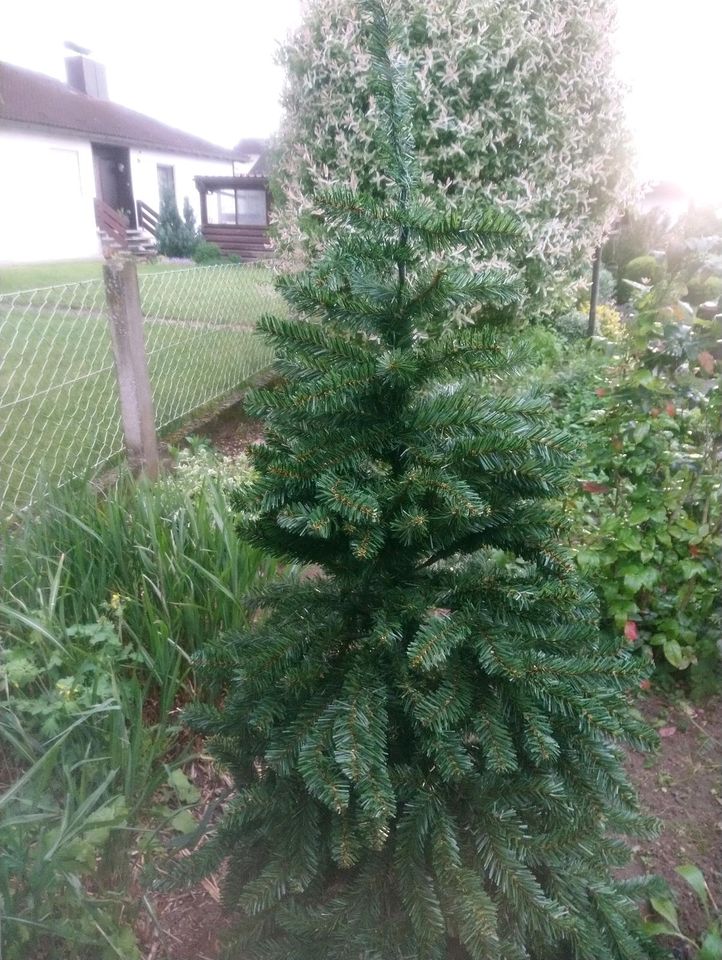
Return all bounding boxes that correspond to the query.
[65,55,108,99]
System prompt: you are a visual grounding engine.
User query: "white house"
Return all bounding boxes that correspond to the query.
[0,56,267,263]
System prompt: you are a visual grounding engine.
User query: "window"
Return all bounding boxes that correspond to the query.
[207,187,267,226]
[157,164,175,201]
[235,189,267,226]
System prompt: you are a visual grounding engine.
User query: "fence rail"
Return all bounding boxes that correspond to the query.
[0,261,280,515]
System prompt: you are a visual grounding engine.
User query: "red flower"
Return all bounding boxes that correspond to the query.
[624,621,638,642]
[689,544,701,558]
[639,679,651,691]
[665,402,676,417]
[594,388,606,397]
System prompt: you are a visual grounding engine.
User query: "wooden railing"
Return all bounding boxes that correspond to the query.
[94,198,129,248]
[136,200,159,237]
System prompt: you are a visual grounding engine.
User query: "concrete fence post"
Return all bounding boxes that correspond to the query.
[103,257,160,478]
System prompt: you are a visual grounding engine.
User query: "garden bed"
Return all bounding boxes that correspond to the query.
[133,691,721,960]
[140,408,721,960]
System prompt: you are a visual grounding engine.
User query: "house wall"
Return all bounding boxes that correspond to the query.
[128,149,233,226]
[0,127,101,263]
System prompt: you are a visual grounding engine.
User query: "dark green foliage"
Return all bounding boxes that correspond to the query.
[179,4,659,957]
[192,240,225,263]
[183,196,199,241]
[561,284,722,696]
[156,189,199,258]
[620,256,665,301]
[685,272,722,307]
[603,208,671,300]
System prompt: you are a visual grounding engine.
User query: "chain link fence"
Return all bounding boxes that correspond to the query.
[0,262,280,515]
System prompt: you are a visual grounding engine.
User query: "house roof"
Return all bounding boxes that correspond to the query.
[0,60,237,161]
[248,151,272,177]
[234,137,268,156]
[233,137,272,176]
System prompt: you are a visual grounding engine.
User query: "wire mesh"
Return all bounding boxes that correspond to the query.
[0,262,281,516]
[0,279,121,516]
[138,262,278,433]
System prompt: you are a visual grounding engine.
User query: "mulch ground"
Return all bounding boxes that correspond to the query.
[141,693,721,959]
[138,407,721,959]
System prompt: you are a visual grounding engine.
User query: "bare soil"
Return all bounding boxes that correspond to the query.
[627,694,722,940]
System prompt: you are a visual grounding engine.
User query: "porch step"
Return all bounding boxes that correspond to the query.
[97,228,157,260]
[125,228,157,259]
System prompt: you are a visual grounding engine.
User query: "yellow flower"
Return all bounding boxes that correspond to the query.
[110,592,122,611]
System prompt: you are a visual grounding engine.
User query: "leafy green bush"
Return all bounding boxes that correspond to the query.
[0,452,275,959]
[174,8,658,958]
[554,306,589,340]
[595,303,625,340]
[561,287,721,695]
[274,0,631,314]
[623,254,663,282]
[685,272,722,307]
[577,302,626,341]
[192,239,225,263]
[521,323,565,366]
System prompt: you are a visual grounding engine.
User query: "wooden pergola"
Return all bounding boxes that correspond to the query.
[194,175,272,261]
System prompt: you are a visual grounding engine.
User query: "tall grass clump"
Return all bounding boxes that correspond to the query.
[0,447,275,959]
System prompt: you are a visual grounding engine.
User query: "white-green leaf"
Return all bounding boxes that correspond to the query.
[675,864,709,907]
[649,897,680,931]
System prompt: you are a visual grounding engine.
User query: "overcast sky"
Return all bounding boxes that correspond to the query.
[2,1,721,201]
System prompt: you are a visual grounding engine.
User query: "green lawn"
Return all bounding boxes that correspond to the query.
[0,262,281,514]
[0,259,189,295]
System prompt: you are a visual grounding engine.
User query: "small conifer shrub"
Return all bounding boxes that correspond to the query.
[182,196,200,245]
[156,189,198,258]
[175,4,658,957]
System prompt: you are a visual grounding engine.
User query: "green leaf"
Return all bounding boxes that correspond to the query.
[679,560,705,580]
[576,549,601,569]
[628,506,650,525]
[621,563,658,592]
[663,640,695,670]
[650,897,680,931]
[642,921,679,939]
[699,930,722,960]
[675,864,709,907]
[167,768,201,805]
[171,809,198,834]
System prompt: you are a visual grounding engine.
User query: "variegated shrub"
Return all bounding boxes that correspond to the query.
[274,0,632,314]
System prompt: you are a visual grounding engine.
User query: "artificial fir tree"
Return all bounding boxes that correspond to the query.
[177,4,660,957]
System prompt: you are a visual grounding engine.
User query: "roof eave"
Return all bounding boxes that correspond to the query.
[0,116,236,162]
